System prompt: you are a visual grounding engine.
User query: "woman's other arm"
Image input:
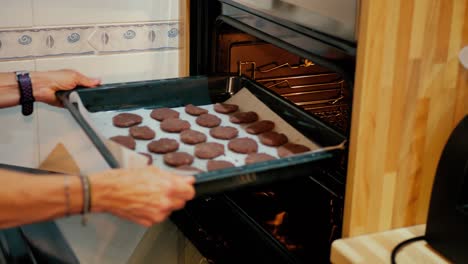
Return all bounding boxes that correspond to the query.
[0,167,195,228]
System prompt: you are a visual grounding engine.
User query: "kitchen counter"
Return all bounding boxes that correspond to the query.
[330,225,451,264]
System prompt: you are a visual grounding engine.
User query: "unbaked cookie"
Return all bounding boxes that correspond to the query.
[230,111,259,124]
[110,135,136,150]
[196,113,221,128]
[228,137,258,154]
[245,153,276,165]
[246,120,275,134]
[112,113,142,128]
[195,142,225,159]
[164,152,194,167]
[150,108,179,121]
[206,160,235,171]
[277,143,311,157]
[147,138,179,154]
[214,103,239,114]
[160,118,191,133]
[180,129,207,145]
[209,126,238,140]
[185,104,208,116]
[129,125,156,140]
[259,131,288,146]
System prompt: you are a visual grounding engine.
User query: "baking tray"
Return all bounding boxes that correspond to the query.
[56,75,346,196]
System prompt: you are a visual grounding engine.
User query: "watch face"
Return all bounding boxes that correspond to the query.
[16,71,29,80]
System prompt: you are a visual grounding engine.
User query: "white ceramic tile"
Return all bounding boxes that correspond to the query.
[0,0,33,28]
[35,50,181,83]
[33,0,181,26]
[0,59,38,168]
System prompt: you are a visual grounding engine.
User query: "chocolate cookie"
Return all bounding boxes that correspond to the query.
[185,104,208,116]
[245,153,276,165]
[150,108,179,121]
[209,126,238,140]
[160,118,191,133]
[214,103,239,114]
[195,142,225,159]
[207,160,235,171]
[110,135,136,150]
[129,126,156,140]
[164,152,194,167]
[246,120,275,134]
[180,129,207,145]
[259,131,288,146]
[147,138,179,154]
[176,165,204,173]
[230,111,259,124]
[196,113,222,128]
[277,143,311,158]
[112,113,142,128]
[139,152,153,165]
[228,138,258,154]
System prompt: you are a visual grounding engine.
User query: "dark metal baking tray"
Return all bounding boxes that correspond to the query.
[56,75,346,197]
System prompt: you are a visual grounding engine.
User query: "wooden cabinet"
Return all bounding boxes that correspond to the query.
[343,0,468,237]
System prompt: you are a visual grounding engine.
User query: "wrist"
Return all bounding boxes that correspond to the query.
[29,71,50,103]
[88,172,116,213]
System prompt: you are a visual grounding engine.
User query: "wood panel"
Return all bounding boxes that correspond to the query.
[343,0,468,237]
[331,225,450,264]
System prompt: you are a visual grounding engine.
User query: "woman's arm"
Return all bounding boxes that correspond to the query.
[0,166,195,228]
[0,70,100,108]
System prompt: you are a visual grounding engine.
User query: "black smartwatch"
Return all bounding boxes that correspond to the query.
[15,71,35,116]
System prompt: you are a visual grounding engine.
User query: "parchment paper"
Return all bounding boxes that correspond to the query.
[70,88,326,173]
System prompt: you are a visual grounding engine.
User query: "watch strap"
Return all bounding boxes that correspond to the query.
[16,71,35,116]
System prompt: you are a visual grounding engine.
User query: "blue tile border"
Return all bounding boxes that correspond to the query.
[0,22,182,60]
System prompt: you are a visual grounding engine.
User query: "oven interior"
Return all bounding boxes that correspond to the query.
[171,3,354,264]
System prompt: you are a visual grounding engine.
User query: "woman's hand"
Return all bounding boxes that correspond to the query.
[89,166,196,227]
[31,69,101,106]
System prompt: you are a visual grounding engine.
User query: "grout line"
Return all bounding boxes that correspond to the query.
[30,0,35,27]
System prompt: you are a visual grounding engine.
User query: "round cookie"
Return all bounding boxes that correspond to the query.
[259,131,288,146]
[209,126,238,140]
[245,153,276,165]
[129,125,156,140]
[246,120,275,134]
[164,152,194,167]
[185,104,208,116]
[228,138,258,154]
[160,118,191,133]
[139,152,153,165]
[176,165,204,173]
[196,113,221,128]
[195,142,225,159]
[207,160,235,171]
[180,129,207,145]
[150,108,179,121]
[277,143,311,158]
[112,113,142,128]
[214,103,239,114]
[147,138,179,154]
[229,111,259,124]
[110,135,136,150]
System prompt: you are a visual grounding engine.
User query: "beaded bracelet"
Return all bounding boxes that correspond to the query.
[79,174,91,226]
[64,174,71,217]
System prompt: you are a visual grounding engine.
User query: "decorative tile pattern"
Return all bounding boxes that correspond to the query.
[0,22,182,60]
[88,23,181,54]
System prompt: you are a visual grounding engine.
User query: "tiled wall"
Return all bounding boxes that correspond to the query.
[0,0,187,168]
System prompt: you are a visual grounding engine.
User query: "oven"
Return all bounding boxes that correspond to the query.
[169,1,357,263]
